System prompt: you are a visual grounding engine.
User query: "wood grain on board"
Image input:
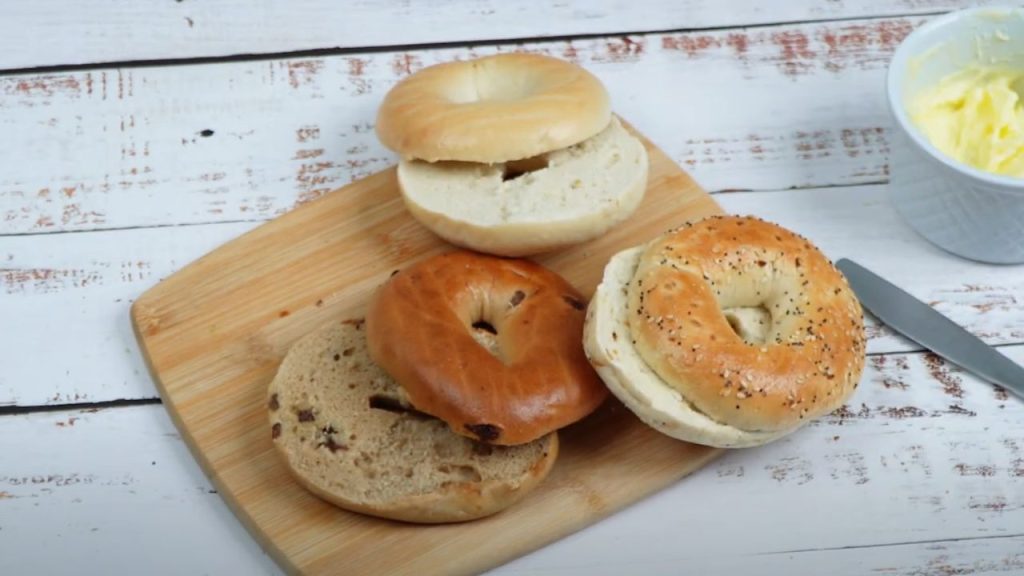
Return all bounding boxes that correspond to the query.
[130,127,727,575]
[2,15,928,235]
[1,1,1007,71]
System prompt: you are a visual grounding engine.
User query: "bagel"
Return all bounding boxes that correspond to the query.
[366,251,608,446]
[584,216,866,448]
[397,116,648,256]
[268,318,558,524]
[376,53,611,163]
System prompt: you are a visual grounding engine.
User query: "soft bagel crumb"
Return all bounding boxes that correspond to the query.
[398,117,648,256]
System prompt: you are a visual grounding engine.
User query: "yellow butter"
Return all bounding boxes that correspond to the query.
[910,65,1024,177]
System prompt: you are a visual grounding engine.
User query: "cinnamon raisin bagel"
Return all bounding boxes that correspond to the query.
[268,318,558,523]
[367,251,608,445]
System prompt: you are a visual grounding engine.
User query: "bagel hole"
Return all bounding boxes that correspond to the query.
[471,320,497,335]
[470,320,503,359]
[502,155,549,181]
[722,306,772,345]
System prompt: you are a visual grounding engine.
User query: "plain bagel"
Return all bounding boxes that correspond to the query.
[397,116,648,256]
[584,215,866,448]
[376,53,611,163]
[366,251,608,446]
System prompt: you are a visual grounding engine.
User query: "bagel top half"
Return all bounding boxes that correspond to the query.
[375,53,611,163]
[583,215,867,448]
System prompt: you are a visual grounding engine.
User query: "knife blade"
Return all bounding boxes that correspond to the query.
[836,258,1023,401]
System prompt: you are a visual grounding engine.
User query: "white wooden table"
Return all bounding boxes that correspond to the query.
[2,2,1023,574]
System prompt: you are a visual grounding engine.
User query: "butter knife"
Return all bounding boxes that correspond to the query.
[836,258,1023,401]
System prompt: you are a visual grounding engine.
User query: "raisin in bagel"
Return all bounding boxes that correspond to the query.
[376,53,611,164]
[583,215,866,448]
[268,318,557,524]
[366,251,607,446]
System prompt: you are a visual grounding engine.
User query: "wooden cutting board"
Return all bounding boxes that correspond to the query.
[131,121,724,576]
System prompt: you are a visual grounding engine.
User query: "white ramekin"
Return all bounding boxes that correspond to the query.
[888,6,1024,264]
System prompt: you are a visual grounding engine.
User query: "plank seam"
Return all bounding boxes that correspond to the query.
[756,531,1024,555]
[0,182,891,240]
[0,397,160,416]
[2,341,1021,416]
[0,218,258,239]
[0,11,948,76]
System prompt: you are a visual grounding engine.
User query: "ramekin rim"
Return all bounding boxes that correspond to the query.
[887,5,1024,190]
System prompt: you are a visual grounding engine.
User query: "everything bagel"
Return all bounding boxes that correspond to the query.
[366,251,608,445]
[584,215,866,447]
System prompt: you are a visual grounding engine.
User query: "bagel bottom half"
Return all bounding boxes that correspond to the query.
[397,116,648,257]
[268,319,557,523]
[583,246,793,448]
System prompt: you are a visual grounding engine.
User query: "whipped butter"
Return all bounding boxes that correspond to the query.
[910,65,1024,176]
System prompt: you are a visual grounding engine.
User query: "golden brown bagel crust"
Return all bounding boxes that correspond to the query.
[375,53,612,163]
[366,251,608,445]
[628,216,866,432]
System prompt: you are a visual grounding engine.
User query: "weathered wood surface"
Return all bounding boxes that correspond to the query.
[1,1,1007,71]
[1,15,932,235]
[2,345,1021,574]
[4,1,1024,574]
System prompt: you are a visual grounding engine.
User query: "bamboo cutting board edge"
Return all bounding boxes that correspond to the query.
[131,123,726,576]
[134,354,266,574]
[130,319,300,574]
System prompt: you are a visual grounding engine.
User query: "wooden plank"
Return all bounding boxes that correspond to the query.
[504,390,1024,573]
[0,404,278,575]
[0,222,257,408]
[0,1,1000,71]
[2,353,1022,575]
[504,534,1024,575]
[1,15,933,235]
[5,183,1024,408]
[129,128,725,576]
